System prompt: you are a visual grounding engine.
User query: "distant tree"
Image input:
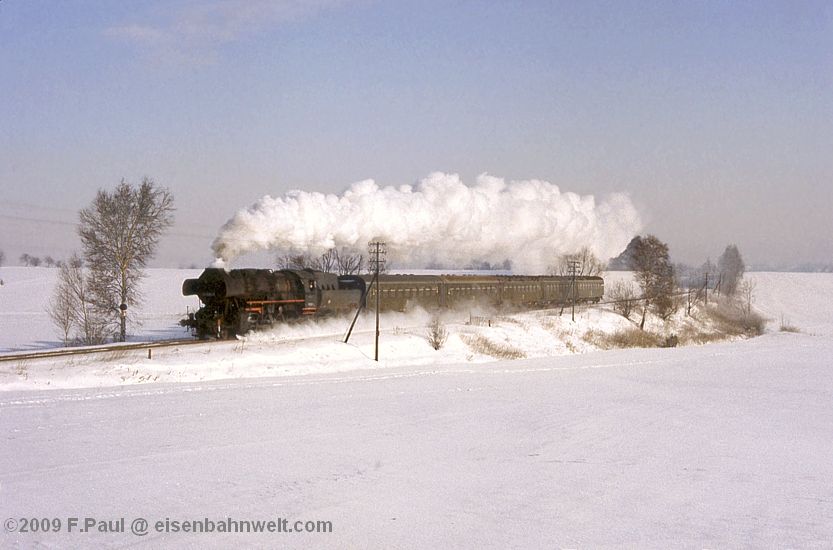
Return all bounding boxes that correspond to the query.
[318,248,338,272]
[0,249,5,267]
[673,263,696,289]
[335,248,365,275]
[79,178,175,342]
[19,253,41,266]
[276,253,312,270]
[629,234,675,328]
[607,236,642,271]
[718,244,745,296]
[43,256,56,267]
[692,258,717,303]
[550,246,606,277]
[277,248,366,275]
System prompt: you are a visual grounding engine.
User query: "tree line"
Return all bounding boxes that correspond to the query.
[607,236,755,332]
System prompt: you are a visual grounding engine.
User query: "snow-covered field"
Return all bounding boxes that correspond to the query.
[1,268,831,547]
[0,267,202,352]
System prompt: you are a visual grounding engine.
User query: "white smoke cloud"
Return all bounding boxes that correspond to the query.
[212,172,642,273]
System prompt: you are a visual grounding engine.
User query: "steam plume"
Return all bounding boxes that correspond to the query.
[212,172,641,273]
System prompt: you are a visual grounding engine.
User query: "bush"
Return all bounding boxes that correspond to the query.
[426,318,449,350]
[779,314,800,333]
[660,334,679,348]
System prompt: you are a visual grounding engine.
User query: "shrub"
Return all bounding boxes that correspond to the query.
[779,314,800,333]
[426,318,449,350]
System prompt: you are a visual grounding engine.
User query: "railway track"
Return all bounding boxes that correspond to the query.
[0,338,206,363]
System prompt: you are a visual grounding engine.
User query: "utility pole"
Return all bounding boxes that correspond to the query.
[368,241,386,361]
[567,260,580,322]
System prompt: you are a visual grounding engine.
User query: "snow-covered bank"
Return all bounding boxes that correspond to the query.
[1,333,831,548]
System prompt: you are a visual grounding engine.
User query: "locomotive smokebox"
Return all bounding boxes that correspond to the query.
[182,278,200,296]
[182,268,231,298]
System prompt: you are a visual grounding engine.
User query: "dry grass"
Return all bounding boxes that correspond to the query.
[15,360,30,379]
[582,327,661,349]
[677,324,727,345]
[460,334,526,360]
[703,303,766,337]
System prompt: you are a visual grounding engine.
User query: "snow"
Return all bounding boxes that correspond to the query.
[1,268,832,547]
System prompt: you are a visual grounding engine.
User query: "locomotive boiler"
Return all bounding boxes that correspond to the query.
[181,268,365,339]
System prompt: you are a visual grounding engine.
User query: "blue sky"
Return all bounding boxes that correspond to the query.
[1,0,831,268]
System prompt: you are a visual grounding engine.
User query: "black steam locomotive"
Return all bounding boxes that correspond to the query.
[181,268,604,339]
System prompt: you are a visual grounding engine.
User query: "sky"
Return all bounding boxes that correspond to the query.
[1,0,831,269]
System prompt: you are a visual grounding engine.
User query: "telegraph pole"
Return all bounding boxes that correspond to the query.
[567,260,580,322]
[368,241,386,361]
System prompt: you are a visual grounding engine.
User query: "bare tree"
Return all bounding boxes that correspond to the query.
[550,246,606,276]
[43,256,56,267]
[629,235,675,328]
[277,248,366,275]
[738,278,756,318]
[48,254,107,345]
[318,249,337,272]
[718,244,745,296]
[79,178,174,342]
[608,280,637,320]
[276,253,313,270]
[0,249,5,267]
[335,248,365,275]
[49,271,76,346]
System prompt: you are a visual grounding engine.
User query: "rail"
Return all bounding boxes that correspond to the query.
[0,339,205,363]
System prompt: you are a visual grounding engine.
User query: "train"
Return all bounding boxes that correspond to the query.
[180,268,604,339]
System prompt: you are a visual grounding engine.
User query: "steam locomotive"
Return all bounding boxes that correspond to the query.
[181,268,604,339]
